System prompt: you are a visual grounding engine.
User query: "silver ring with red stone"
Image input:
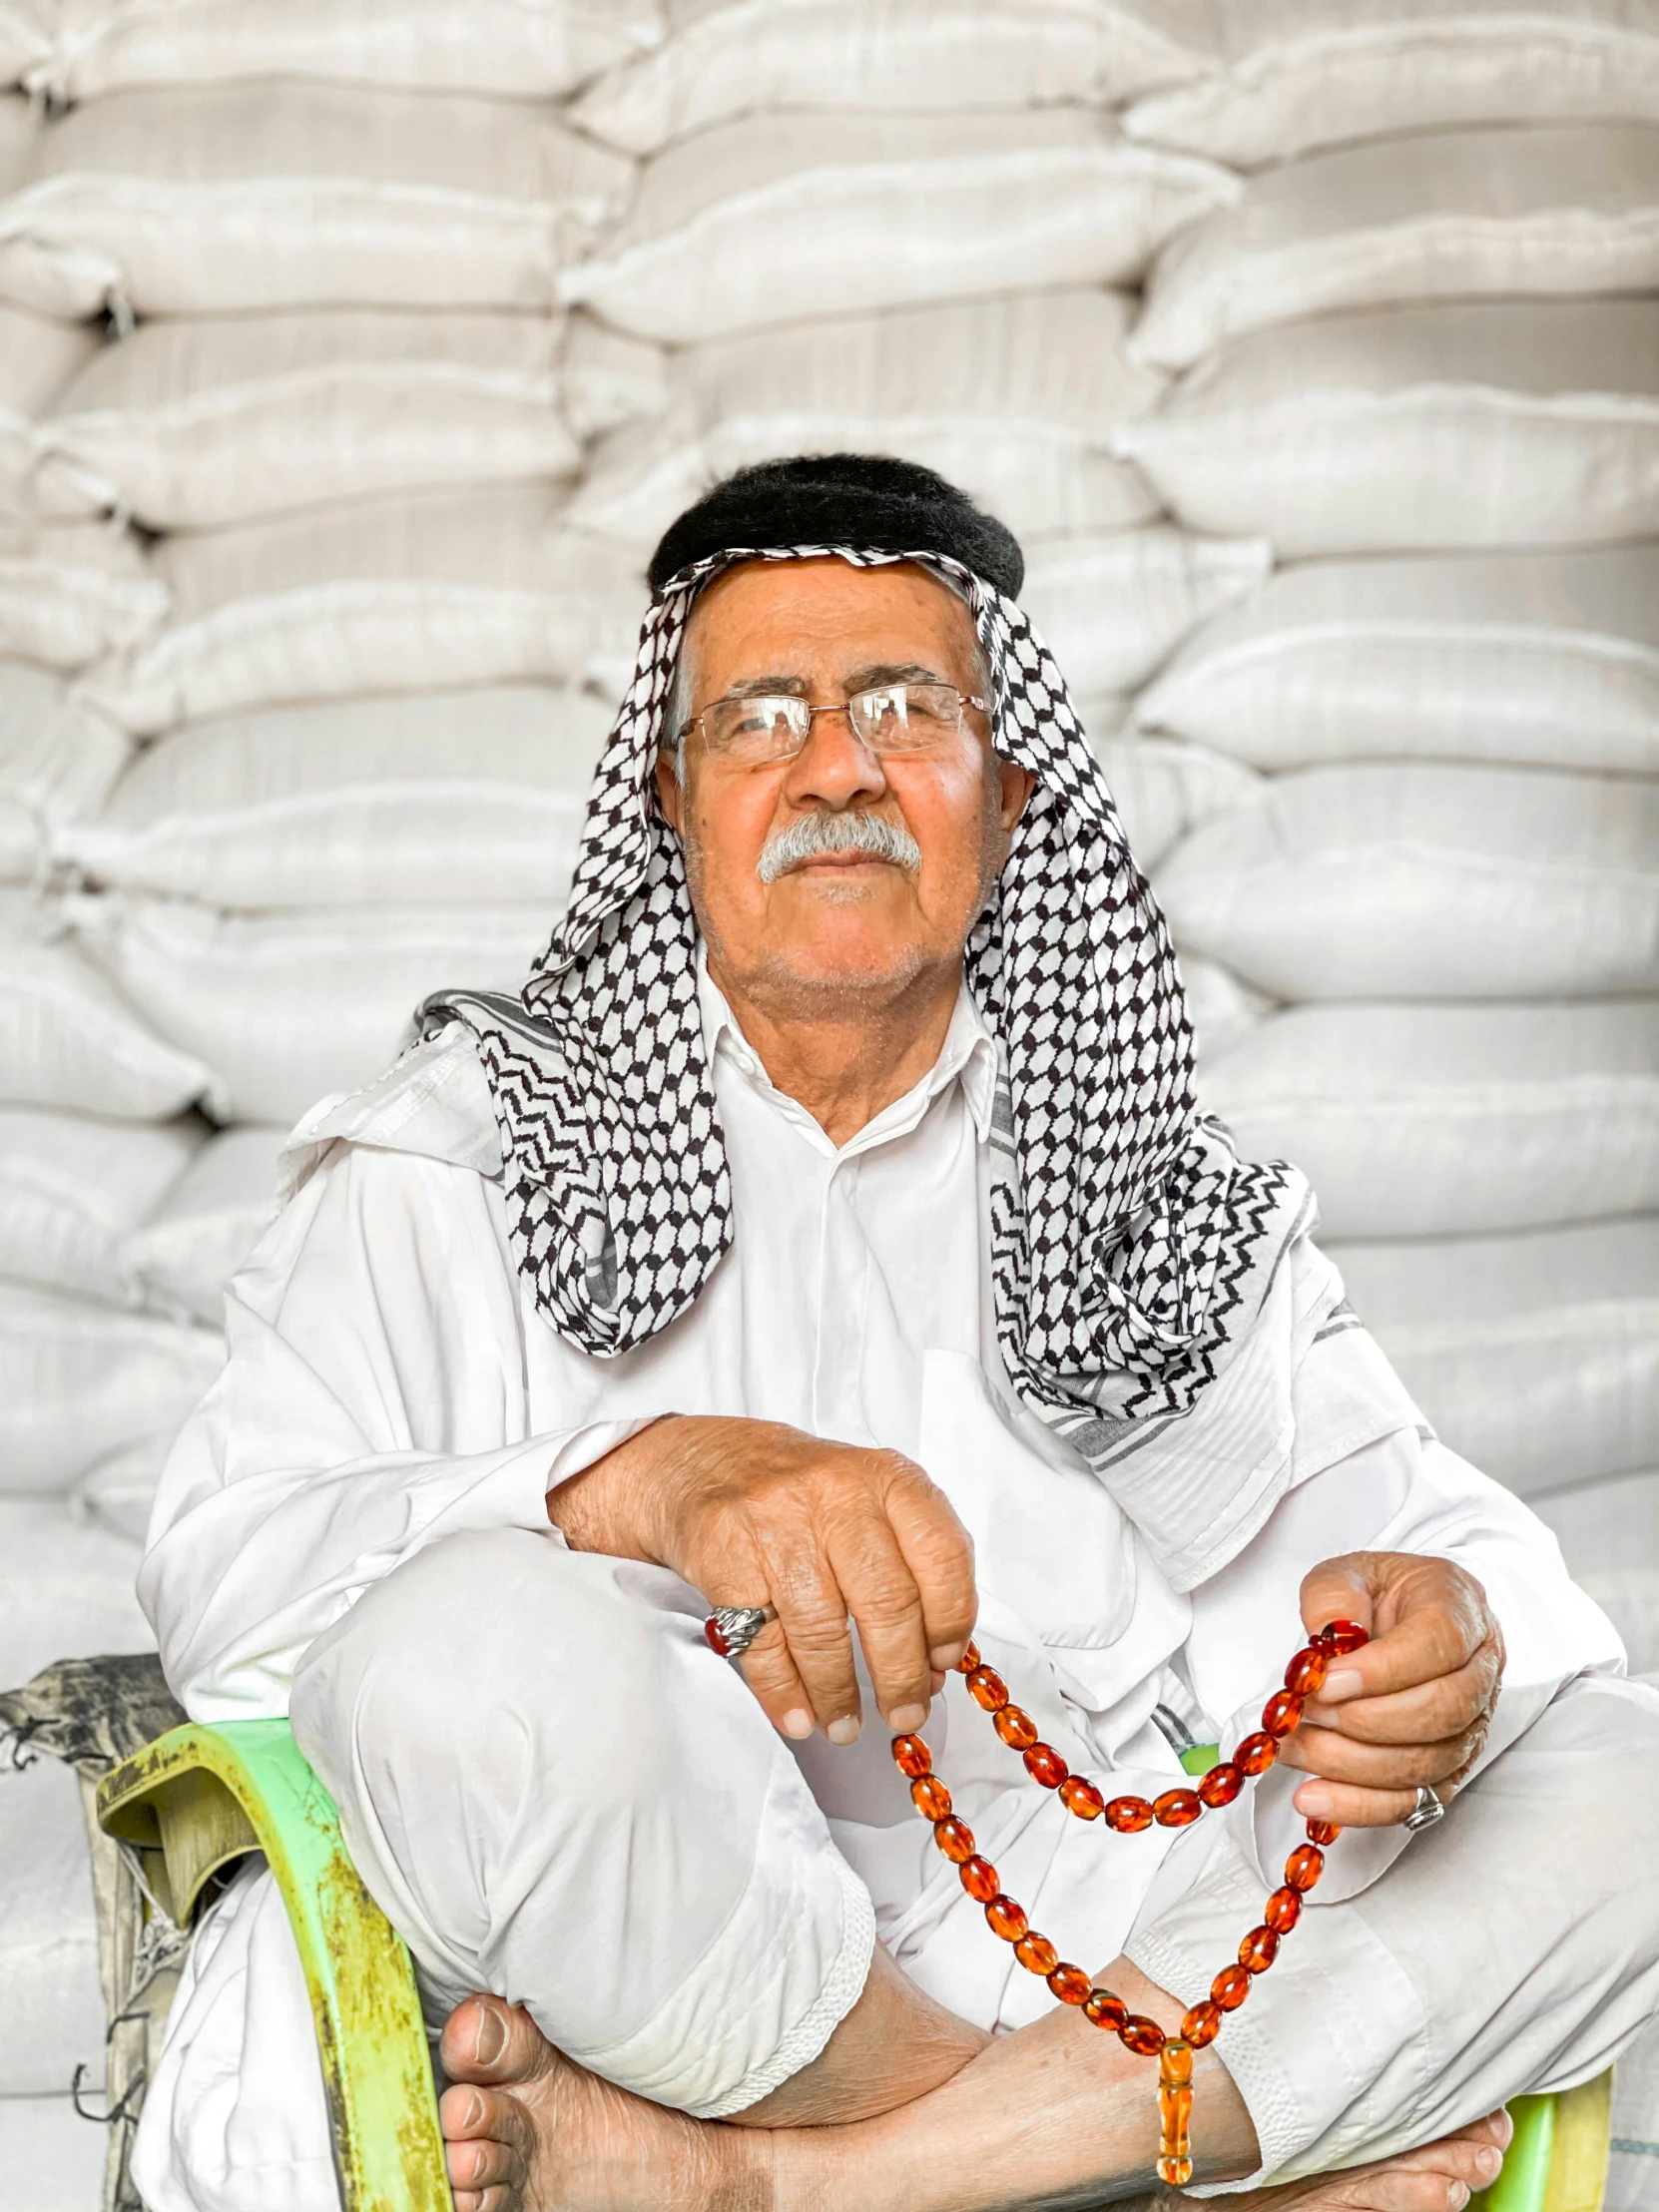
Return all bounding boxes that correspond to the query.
[704,1605,778,1660]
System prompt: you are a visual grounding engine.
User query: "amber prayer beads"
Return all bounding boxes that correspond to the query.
[890,1619,1369,2187]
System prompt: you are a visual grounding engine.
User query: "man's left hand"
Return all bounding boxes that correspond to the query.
[1280,1553,1505,1829]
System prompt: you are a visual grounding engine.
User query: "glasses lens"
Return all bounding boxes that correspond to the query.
[849,684,962,751]
[702,695,811,760]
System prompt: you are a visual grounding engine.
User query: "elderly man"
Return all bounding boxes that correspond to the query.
[134,457,1658,2212]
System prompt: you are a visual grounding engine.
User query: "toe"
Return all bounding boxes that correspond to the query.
[446,2128,521,2193]
[440,1994,550,2086]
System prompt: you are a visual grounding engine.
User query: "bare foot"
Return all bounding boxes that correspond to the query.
[1232,2108,1516,2212]
[438,1993,770,2212]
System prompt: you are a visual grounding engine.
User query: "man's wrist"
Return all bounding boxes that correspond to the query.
[548,1413,687,1562]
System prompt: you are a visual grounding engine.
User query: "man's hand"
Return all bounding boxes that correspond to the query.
[1281,1553,1505,1829]
[549,1414,977,1745]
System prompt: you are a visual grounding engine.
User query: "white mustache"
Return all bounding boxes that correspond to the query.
[757,811,922,884]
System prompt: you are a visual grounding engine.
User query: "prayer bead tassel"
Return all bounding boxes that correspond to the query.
[1159,2041,1195,2186]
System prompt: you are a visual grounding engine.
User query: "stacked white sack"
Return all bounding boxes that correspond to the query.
[1121,26,1659,1669]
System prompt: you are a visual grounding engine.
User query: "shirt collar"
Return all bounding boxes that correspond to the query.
[696,945,998,1148]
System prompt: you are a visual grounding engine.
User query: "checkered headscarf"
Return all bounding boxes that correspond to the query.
[427,546,1308,1467]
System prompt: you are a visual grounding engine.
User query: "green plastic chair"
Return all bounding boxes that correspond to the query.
[96,1725,1612,2212]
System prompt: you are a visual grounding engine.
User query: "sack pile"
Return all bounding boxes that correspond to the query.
[0,2,1656,2189]
[1114,3,1659,1669]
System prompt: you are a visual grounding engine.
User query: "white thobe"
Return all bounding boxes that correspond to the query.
[132,973,1658,2212]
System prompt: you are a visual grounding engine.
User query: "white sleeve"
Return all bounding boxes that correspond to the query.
[138,1141,646,1723]
[1188,1401,1625,1900]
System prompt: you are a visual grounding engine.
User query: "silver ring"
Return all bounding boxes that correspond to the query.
[1403,1785,1446,1835]
[704,1605,778,1661]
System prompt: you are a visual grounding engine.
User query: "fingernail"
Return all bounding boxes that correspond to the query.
[1322,1669,1365,1702]
[781,1708,814,1740]
[828,1715,861,1746]
[889,1702,928,1733]
[929,1642,965,1671]
[473,2002,505,2066]
[1476,2149,1502,2179]
[1295,1783,1334,1818]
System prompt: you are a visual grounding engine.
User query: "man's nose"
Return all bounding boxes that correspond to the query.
[782,705,889,811]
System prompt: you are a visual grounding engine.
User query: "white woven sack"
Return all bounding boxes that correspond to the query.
[1089,733,1259,872]
[0,80,30,183]
[0,2095,117,2205]
[0,1107,200,1306]
[123,1122,282,1327]
[73,486,645,738]
[68,1428,170,1542]
[0,1494,150,1683]
[0,922,216,1118]
[0,5,51,88]
[1123,0,1659,169]
[1176,952,1272,1065]
[62,685,612,908]
[1134,124,1659,372]
[0,517,164,670]
[1019,526,1270,697]
[573,0,1216,154]
[33,0,660,103]
[0,1281,223,1490]
[560,111,1236,344]
[1157,762,1659,1001]
[567,290,1166,552]
[77,894,557,1122]
[1114,300,1659,558]
[0,303,97,519]
[0,660,129,880]
[0,85,635,319]
[1328,1217,1659,1495]
[1132,547,1659,776]
[0,1753,106,2098]
[1202,999,1659,1239]
[34,309,587,531]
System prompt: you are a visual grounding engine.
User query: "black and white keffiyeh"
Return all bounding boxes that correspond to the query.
[427,545,1313,1469]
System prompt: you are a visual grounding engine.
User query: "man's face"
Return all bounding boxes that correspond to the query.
[655,559,1034,1012]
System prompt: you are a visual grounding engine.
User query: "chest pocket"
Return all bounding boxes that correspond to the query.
[917,1349,1140,1652]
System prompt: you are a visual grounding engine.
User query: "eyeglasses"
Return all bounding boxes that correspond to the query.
[677,682,989,766]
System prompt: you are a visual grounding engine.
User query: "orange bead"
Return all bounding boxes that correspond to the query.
[1159,2040,1194,2087]
[1263,1885,1303,1934]
[1159,2156,1195,2187]
[1160,2082,1195,2134]
[1181,2000,1222,2048]
[1236,1731,1279,1775]
[1119,2014,1167,2057]
[967,1666,1009,1713]
[1153,1788,1202,1828]
[959,1855,1000,1903]
[957,1640,981,1673]
[994,1704,1039,1750]
[1198,1761,1244,1808]
[1239,1925,1280,1974]
[1024,1743,1069,1789]
[1105,1795,1154,1833]
[1015,1934,1059,1976]
[934,1816,976,1864]
[1261,1689,1304,1739]
[910,1776,951,1820]
[1084,1987,1129,2031]
[1060,1775,1105,1821]
[892,1735,931,1778]
[1285,1843,1325,1893]
[1211,1964,1252,2011]
[1047,1963,1094,2006]
[985,1895,1029,1941]
[1284,1648,1329,1698]
[1321,1619,1369,1654]
[1306,1818,1341,1846]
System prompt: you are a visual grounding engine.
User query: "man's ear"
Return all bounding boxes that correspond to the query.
[997,757,1036,831]
[654,749,684,831]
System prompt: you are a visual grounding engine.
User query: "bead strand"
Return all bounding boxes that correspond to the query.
[891,1621,1369,2188]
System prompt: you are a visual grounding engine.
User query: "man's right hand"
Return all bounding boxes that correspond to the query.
[548,1414,978,1746]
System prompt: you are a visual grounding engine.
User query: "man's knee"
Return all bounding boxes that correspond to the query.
[289,1527,692,1846]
